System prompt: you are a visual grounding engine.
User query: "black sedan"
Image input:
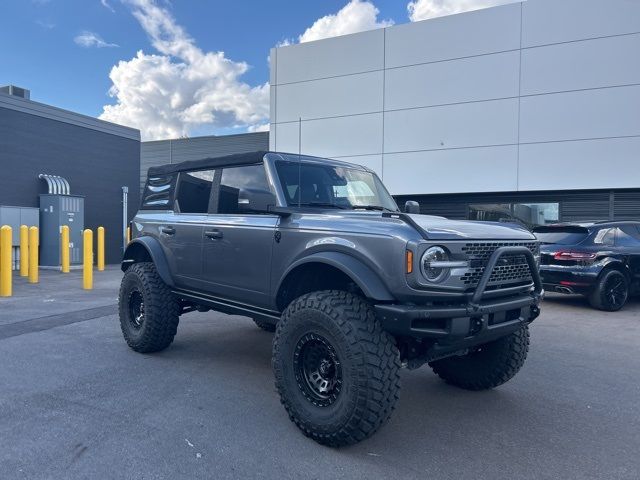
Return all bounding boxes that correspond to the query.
[533,221,640,311]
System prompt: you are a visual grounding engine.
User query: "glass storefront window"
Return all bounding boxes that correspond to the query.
[468,203,559,229]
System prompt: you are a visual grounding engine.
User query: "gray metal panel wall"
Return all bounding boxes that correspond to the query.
[614,191,640,220]
[271,0,640,196]
[0,206,39,245]
[0,106,140,264]
[140,132,269,191]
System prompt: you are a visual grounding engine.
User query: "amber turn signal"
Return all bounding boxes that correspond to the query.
[406,250,413,274]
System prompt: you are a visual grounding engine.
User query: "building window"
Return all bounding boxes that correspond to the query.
[468,203,559,229]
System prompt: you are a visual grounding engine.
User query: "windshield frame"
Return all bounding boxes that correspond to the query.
[267,154,399,212]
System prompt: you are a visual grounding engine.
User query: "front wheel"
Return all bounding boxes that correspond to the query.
[119,262,180,353]
[429,325,530,391]
[588,269,629,311]
[272,291,401,447]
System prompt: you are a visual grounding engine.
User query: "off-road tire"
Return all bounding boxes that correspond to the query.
[119,262,180,353]
[253,318,277,332]
[272,290,401,447]
[588,269,629,312]
[429,325,530,391]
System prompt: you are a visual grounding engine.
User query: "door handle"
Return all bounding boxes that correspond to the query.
[205,229,223,240]
[160,226,175,235]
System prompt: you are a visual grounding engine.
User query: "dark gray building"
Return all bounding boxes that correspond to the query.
[140,132,269,191]
[0,86,140,264]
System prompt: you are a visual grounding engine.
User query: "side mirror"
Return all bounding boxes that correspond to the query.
[404,200,420,214]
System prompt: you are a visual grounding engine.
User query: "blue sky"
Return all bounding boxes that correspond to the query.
[0,0,507,139]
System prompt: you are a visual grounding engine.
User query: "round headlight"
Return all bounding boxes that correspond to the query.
[420,246,449,283]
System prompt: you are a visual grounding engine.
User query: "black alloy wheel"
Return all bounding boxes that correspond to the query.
[294,333,343,407]
[589,269,629,312]
[128,290,145,329]
[603,274,628,309]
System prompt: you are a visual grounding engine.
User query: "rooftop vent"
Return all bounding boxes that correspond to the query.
[0,85,30,100]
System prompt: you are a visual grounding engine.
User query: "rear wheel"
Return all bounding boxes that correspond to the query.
[119,262,180,353]
[272,290,401,447]
[588,269,629,311]
[429,326,529,391]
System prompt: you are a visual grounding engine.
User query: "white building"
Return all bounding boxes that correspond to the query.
[269,0,640,224]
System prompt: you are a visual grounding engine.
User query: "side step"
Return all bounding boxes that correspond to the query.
[172,289,281,323]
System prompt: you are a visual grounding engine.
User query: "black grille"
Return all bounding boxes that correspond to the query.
[460,241,539,288]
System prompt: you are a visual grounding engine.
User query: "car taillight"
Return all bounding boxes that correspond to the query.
[553,251,597,261]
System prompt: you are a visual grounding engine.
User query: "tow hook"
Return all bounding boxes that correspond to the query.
[469,317,484,335]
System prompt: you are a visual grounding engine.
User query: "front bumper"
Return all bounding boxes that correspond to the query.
[376,246,543,346]
[376,293,541,341]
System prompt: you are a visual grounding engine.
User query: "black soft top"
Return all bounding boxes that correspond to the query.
[147,151,268,176]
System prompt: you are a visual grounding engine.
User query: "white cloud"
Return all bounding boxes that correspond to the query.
[74,31,119,48]
[297,0,393,43]
[101,0,116,13]
[407,0,519,22]
[36,19,56,29]
[99,0,269,140]
[247,123,270,133]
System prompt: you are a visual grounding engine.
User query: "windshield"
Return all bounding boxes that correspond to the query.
[275,160,398,211]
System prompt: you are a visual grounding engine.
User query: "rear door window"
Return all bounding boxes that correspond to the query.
[175,169,215,214]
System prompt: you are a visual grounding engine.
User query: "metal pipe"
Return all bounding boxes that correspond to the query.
[122,186,129,252]
[97,227,105,271]
[19,225,29,277]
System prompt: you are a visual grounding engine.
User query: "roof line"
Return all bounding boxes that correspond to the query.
[0,91,140,141]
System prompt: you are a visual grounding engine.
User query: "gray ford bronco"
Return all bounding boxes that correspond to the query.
[120,151,543,447]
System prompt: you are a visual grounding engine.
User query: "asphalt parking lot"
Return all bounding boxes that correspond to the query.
[1,268,639,479]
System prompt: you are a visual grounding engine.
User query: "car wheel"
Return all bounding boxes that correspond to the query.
[118,262,180,353]
[588,269,629,311]
[253,318,277,332]
[272,290,401,447]
[429,325,529,391]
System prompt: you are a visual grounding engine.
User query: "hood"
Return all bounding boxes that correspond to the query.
[288,209,535,241]
[406,214,535,240]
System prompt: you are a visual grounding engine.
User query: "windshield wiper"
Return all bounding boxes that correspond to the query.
[295,202,348,209]
[352,205,396,212]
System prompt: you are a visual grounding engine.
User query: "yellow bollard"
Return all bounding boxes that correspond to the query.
[126,226,131,244]
[28,226,39,284]
[20,225,29,277]
[97,227,105,271]
[0,226,12,297]
[83,229,93,290]
[61,225,70,273]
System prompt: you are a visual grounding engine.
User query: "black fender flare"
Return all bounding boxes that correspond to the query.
[121,237,174,287]
[278,251,395,302]
[599,257,631,280]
